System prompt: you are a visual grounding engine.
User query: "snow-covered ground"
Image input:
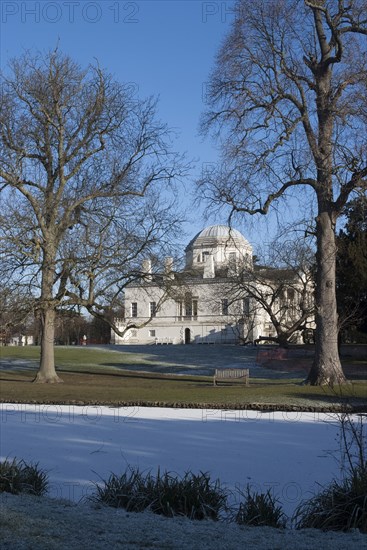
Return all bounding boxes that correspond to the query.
[1,404,366,548]
[1,491,366,550]
[0,404,349,516]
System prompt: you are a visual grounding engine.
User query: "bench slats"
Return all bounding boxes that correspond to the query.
[214,368,249,386]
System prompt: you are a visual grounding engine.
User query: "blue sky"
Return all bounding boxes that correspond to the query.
[0,0,277,250]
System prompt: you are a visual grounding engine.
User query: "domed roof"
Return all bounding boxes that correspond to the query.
[197,225,246,240]
[186,225,251,249]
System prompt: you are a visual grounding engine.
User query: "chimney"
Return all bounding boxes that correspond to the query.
[142,259,152,282]
[203,253,215,279]
[164,257,174,280]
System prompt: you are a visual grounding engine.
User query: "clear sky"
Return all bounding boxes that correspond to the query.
[0,0,277,250]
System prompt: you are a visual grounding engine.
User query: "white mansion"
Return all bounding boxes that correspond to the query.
[111,225,314,345]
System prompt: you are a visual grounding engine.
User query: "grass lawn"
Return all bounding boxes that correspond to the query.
[0,345,366,411]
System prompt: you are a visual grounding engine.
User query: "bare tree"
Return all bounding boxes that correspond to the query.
[199,0,367,384]
[0,286,34,345]
[0,50,186,382]
[52,310,88,345]
[241,242,315,347]
[211,239,315,347]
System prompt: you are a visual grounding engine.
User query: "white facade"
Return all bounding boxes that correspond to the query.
[112,225,312,345]
[8,334,34,346]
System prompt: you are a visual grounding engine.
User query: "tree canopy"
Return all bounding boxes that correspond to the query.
[0,49,187,382]
[336,196,367,340]
[199,0,367,384]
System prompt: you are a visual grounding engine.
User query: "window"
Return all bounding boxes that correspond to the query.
[221,299,229,315]
[149,329,156,337]
[149,301,157,317]
[305,291,313,308]
[131,302,138,317]
[131,329,137,337]
[184,292,192,317]
[178,294,198,319]
[185,302,192,317]
[287,288,295,301]
[197,252,209,263]
[243,297,250,315]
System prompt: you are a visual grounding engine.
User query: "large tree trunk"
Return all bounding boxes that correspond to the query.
[33,243,63,384]
[33,308,63,383]
[306,210,347,386]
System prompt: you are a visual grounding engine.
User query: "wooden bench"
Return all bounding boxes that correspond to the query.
[213,368,250,386]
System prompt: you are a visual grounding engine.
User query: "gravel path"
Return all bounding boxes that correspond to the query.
[1,493,366,550]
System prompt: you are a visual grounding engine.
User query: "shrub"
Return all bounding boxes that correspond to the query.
[91,467,227,520]
[294,413,367,532]
[234,486,287,528]
[0,458,48,496]
[293,466,367,532]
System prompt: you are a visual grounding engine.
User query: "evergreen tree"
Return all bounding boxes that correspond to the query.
[336,196,367,341]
